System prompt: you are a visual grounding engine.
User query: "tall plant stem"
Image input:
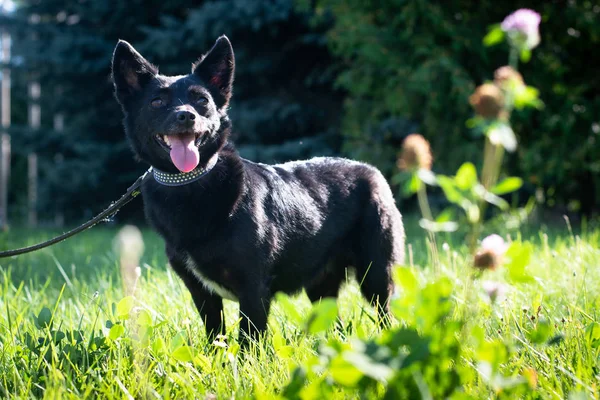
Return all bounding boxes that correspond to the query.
[417,182,440,274]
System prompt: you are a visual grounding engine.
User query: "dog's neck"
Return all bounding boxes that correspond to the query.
[151,153,219,187]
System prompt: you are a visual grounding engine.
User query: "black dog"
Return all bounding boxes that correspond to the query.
[112,36,405,344]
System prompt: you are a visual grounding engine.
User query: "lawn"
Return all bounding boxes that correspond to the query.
[0,217,599,399]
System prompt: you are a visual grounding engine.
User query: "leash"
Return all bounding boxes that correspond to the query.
[0,168,153,258]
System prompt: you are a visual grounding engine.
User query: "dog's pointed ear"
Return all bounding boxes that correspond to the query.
[112,40,158,104]
[192,35,235,109]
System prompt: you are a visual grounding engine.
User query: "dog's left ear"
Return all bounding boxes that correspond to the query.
[192,35,235,110]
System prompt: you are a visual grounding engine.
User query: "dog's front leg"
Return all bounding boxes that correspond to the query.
[238,285,271,346]
[180,272,225,341]
[167,249,224,341]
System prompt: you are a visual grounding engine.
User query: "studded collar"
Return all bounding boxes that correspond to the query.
[151,154,219,187]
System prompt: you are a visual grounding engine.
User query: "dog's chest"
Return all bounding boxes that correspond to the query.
[184,253,238,301]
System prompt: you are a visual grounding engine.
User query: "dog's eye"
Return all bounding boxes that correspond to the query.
[196,96,208,105]
[151,98,164,108]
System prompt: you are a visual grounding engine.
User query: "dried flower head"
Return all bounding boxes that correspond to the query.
[473,234,508,271]
[494,66,524,89]
[501,9,541,50]
[469,83,505,120]
[397,134,433,171]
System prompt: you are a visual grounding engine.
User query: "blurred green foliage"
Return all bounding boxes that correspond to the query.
[302,0,600,214]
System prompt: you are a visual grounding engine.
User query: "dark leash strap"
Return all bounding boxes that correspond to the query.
[0,168,153,258]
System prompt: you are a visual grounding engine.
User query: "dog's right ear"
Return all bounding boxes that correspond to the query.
[112,40,158,104]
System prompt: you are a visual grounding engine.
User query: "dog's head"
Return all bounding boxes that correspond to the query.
[112,36,234,173]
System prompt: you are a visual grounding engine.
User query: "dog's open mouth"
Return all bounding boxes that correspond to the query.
[155,132,203,173]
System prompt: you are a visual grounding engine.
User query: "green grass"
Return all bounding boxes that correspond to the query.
[0,217,599,399]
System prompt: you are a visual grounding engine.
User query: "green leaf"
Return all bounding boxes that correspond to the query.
[514,86,543,110]
[505,242,534,283]
[483,25,505,47]
[171,345,195,362]
[527,319,552,344]
[455,162,478,190]
[492,177,523,195]
[393,267,418,295]
[585,322,600,348]
[37,307,53,329]
[403,173,422,196]
[273,331,293,358]
[305,299,338,334]
[116,296,134,319]
[135,309,153,326]
[437,175,464,204]
[275,293,303,326]
[151,337,166,355]
[108,324,125,340]
[343,351,393,382]
[436,207,455,223]
[520,48,531,63]
[329,356,363,386]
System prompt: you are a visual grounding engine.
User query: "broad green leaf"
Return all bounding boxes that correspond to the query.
[305,299,338,334]
[171,345,195,362]
[273,331,294,358]
[455,162,478,190]
[329,356,363,386]
[436,207,455,223]
[585,322,600,348]
[514,86,544,110]
[116,296,134,319]
[393,266,418,295]
[151,337,166,355]
[527,319,552,344]
[343,351,393,382]
[275,293,303,326]
[194,354,212,371]
[37,307,53,329]
[477,340,508,368]
[403,173,422,196]
[492,177,523,195]
[505,242,534,283]
[108,324,125,340]
[135,309,153,326]
[483,25,505,46]
[437,175,463,204]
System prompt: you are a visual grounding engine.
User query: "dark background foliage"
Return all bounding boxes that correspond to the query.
[1,0,597,225]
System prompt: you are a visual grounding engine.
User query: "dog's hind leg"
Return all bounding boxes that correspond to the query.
[354,179,405,325]
[305,264,346,302]
[238,280,272,346]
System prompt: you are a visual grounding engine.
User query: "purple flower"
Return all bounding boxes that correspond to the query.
[501,9,541,50]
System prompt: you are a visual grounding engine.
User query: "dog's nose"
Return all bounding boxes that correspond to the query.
[176,110,196,127]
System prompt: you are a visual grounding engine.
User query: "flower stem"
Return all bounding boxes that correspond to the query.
[509,47,519,71]
[416,181,440,274]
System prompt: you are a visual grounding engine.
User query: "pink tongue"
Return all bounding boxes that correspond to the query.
[169,134,200,173]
